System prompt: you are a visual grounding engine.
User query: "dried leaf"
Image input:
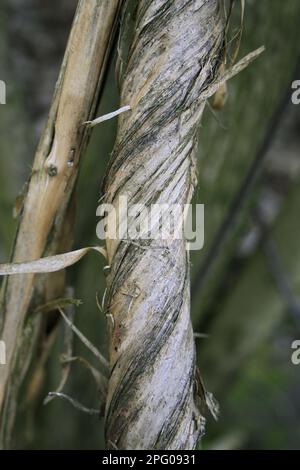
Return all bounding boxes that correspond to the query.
[58,308,109,371]
[0,246,107,276]
[199,46,265,104]
[83,105,131,127]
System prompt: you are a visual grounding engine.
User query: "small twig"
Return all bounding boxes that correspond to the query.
[61,356,108,396]
[44,392,100,416]
[106,313,115,329]
[194,332,210,339]
[83,105,131,128]
[33,297,82,316]
[96,291,104,313]
[58,308,109,371]
[108,440,119,450]
[44,289,76,405]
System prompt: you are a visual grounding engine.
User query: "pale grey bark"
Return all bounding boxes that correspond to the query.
[103,0,224,450]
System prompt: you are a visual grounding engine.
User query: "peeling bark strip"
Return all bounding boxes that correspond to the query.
[0,0,123,448]
[104,0,224,450]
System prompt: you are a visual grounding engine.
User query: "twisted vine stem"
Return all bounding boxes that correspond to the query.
[103,0,225,450]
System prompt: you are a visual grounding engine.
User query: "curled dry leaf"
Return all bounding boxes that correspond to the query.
[0,246,107,276]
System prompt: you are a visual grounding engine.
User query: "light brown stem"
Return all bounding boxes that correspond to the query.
[0,0,123,448]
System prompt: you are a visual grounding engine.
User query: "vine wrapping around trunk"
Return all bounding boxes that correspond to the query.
[0,0,123,448]
[103,0,224,450]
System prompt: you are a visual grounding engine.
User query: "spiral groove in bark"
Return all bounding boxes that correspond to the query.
[104,0,224,450]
